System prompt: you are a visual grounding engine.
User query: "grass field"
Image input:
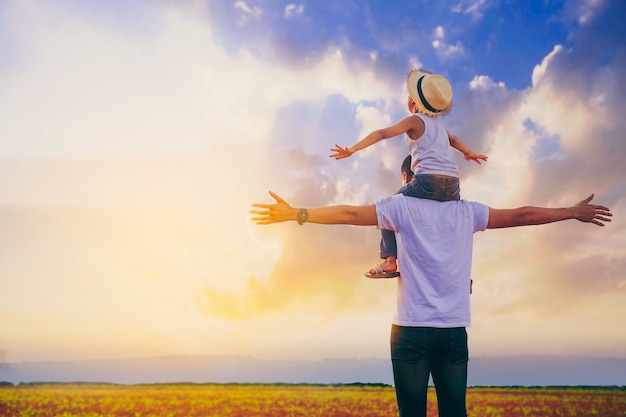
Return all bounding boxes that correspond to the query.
[1,383,625,417]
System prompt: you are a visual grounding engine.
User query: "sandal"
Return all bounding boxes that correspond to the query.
[365,265,400,279]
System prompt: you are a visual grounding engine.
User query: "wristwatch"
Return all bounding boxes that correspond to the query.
[297,208,309,225]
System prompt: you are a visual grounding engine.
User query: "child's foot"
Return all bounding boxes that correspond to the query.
[365,258,399,279]
[370,257,398,274]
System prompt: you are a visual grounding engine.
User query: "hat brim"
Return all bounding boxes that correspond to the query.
[406,69,452,117]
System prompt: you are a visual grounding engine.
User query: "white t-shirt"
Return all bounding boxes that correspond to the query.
[376,194,489,328]
[406,113,459,177]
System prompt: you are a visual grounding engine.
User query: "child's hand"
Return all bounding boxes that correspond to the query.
[330,144,355,160]
[464,152,488,165]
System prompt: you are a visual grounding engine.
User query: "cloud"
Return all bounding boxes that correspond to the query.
[525,119,564,160]
[531,45,564,87]
[1,0,624,362]
[196,146,399,320]
[196,223,396,320]
[424,1,626,358]
[0,1,244,158]
[461,2,626,351]
[563,0,609,25]
[196,0,626,332]
[200,2,424,86]
[452,0,494,20]
[234,1,262,25]
[523,43,626,205]
[432,25,466,61]
[284,3,304,18]
[0,1,409,358]
[432,39,465,61]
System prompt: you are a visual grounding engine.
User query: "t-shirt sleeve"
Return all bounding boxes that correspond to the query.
[471,201,489,232]
[375,195,399,231]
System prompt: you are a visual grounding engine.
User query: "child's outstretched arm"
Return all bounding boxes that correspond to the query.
[330,130,383,160]
[447,130,488,165]
[330,115,423,160]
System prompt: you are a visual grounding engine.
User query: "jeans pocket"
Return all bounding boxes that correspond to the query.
[402,175,460,201]
[416,175,437,196]
[391,326,428,361]
[447,328,469,364]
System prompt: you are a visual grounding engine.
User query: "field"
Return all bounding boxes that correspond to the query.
[0,383,625,417]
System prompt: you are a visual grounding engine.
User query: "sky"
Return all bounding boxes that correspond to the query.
[0,0,625,365]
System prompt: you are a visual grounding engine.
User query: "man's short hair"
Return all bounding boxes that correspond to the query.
[401,155,414,177]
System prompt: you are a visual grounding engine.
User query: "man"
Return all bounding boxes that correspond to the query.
[250,189,611,417]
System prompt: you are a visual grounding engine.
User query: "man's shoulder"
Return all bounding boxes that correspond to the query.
[376,196,489,231]
[387,194,485,205]
[458,199,489,209]
[453,199,489,215]
[380,195,488,214]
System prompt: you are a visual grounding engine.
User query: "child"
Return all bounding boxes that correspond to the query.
[330,69,487,278]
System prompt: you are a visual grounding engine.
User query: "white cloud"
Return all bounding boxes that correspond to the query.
[576,0,607,24]
[1,0,624,363]
[234,0,262,25]
[456,38,626,357]
[1,2,235,158]
[469,75,506,91]
[527,47,601,157]
[431,25,465,60]
[433,39,466,60]
[452,0,493,20]
[0,0,403,361]
[531,44,564,87]
[434,25,445,39]
[284,3,304,18]
[408,56,424,72]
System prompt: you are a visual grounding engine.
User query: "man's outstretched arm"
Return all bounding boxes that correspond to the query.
[250,191,378,226]
[487,194,612,229]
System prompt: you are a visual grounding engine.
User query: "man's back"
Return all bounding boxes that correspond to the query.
[375,195,489,327]
[251,188,611,417]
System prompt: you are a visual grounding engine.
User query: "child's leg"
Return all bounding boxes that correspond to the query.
[369,229,398,274]
[369,179,420,275]
[380,229,397,260]
[369,193,402,276]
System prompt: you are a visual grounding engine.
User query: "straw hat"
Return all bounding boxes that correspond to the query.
[406,69,452,116]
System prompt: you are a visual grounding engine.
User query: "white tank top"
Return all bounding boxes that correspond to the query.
[406,113,459,177]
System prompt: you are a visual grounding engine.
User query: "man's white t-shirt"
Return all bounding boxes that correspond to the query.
[375,195,489,328]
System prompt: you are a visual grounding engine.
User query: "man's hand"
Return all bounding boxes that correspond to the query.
[329,144,354,160]
[464,151,488,165]
[574,194,612,226]
[250,191,297,225]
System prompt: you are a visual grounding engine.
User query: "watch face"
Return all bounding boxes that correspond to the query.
[298,208,308,224]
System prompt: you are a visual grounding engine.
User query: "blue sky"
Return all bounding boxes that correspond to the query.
[0,0,625,367]
[205,0,575,91]
[206,0,624,91]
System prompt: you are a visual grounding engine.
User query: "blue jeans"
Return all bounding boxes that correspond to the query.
[391,325,468,417]
[380,174,460,259]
